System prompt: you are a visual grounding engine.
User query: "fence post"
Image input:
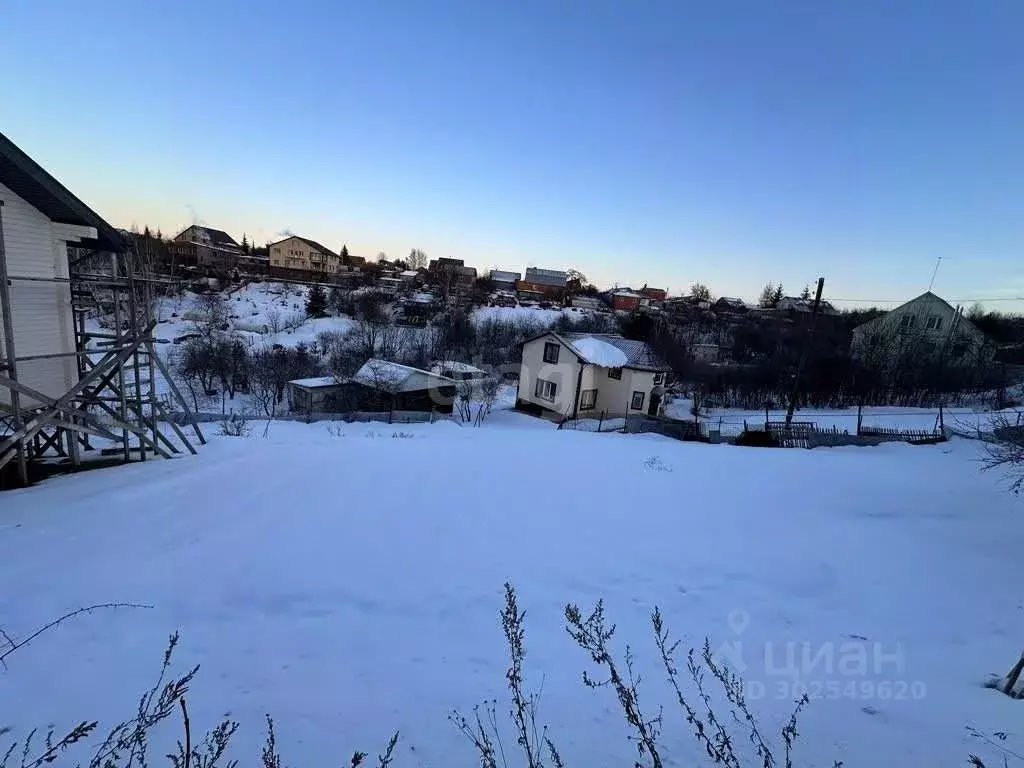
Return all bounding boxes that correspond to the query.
[938,403,945,435]
[598,410,604,432]
[856,403,863,435]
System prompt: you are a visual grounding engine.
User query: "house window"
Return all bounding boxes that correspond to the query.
[926,316,943,330]
[653,373,664,384]
[535,378,557,402]
[900,314,917,328]
[608,367,622,380]
[631,391,645,410]
[580,389,597,410]
[543,342,560,364]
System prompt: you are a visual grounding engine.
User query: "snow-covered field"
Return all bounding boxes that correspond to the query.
[1,409,1022,767]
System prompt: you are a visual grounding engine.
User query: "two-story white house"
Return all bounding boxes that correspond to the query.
[516,332,671,419]
[851,291,993,365]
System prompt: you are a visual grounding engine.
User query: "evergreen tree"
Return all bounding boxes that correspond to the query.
[340,244,350,265]
[772,283,785,306]
[800,284,811,300]
[758,282,776,308]
[305,284,328,318]
[241,233,250,254]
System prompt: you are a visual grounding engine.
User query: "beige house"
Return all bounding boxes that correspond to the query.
[516,332,670,419]
[851,291,993,364]
[268,235,340,274]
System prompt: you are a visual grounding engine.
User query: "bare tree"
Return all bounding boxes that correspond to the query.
[265,308,283,335]
[689,283,711,302]
[407,248,428,271]
[194,293,228,338]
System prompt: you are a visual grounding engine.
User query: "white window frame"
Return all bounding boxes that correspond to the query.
[535,378,557,402]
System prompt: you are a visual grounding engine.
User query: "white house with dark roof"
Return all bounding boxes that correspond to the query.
[516,332,671,419]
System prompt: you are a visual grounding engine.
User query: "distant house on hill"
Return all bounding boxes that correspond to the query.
[640,286,667,302]
[851,291,994,366]
[516,332,670,419]
[170,225,241,271]
[610,289,642,312]
[517,267,567,300]
[777,296,838,315]
[489,269,521,292]
[268,235,339,275]
[714,297,748,313]
[428,258,476,293]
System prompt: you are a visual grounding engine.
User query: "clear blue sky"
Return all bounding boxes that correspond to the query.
[3,0,1022,309]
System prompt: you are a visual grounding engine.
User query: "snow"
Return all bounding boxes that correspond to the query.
[289,376,340,388]
[472,304,597,327]
[352,359,454,391]
[568,336,629,368]
[1,417,1023,767]
[431,361,487,375]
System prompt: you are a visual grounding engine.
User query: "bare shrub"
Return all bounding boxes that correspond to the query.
[217,412,250,437]
[451,584,561,768]
[982,411,1024,494]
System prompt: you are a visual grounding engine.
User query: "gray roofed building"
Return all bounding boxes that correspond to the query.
[558,332,670,371]
[524,267,567,287]
[489,269,521,288]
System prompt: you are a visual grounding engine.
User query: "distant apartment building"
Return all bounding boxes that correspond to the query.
[268,235,340,274]
[489,269,521,292]
[169,225,242,271]
[516,267,567,300]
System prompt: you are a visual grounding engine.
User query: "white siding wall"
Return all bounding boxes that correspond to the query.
[590,367,659,414]
[0,182,93,406]
[517,335,581,416]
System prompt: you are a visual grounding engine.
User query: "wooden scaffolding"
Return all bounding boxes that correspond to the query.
[0,231,205,488]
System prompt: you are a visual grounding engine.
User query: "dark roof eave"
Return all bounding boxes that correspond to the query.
[0,132,125,252]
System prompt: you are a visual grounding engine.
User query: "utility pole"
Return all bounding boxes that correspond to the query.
[785,277,825,426]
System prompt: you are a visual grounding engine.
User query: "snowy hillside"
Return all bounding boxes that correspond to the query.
[1,414,1022,767]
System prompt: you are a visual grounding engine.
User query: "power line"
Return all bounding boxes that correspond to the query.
[824,296,1024,304]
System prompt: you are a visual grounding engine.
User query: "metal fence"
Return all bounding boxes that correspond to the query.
[169,410,448,425]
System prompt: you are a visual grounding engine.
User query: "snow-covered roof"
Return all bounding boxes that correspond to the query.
[529,332,670,372]
[568,337,629,368]
[289,376,342,389]
[431,360,488,375]
[612,289,642,298]
[353,359,456,392]
[400,270,420,277]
